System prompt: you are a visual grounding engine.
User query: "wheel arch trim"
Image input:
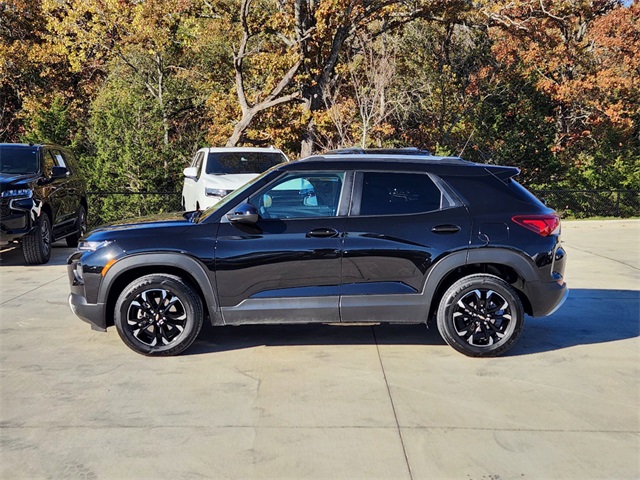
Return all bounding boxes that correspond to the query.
[422,247,537,305]
[466,247,538,282]
[98,252,221,323]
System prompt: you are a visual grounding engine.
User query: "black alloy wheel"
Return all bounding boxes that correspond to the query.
[23,213,52,264]
[114,274,203,356]
[436,274,524,357]
[66,205,87,247]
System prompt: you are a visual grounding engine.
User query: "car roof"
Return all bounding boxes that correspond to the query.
[202,147,286,154]
[282,153,519,178]
[0,143,66,149]
[299,153,472,166]
[323,147,433,155]
[0,143,42,148]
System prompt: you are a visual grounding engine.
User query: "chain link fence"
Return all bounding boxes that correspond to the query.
[86,189,638,229]
[533,189,639,219]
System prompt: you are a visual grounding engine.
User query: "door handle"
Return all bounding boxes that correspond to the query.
[307,228,339,238]
[431,224,461,234]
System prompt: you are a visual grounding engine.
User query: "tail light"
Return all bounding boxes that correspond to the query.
[512,214,560,237]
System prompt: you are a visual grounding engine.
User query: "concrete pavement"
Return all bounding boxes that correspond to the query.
[0,220,638,479]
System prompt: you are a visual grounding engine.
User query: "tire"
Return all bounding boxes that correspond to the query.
[114,274,204,356]
[23,213,52,265]
[436,274,524,357]
[66,205,87,248]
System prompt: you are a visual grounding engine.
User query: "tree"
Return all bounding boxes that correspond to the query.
[479,0,640,188]
[42,0,205,163]
[209,0,472,156]
[0,0,84,144]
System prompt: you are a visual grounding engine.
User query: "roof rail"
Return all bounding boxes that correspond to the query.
[323,147,432,156]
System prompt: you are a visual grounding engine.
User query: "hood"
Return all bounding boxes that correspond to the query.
[88,211,192,237]
[204,173,258,190]
[0,172,38,191]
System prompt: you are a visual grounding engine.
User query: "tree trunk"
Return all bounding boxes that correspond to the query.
[225,109,257,147]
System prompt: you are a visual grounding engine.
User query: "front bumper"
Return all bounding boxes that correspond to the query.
[67,252,108,331]
[0,209,33,243]
[68,293,107,331]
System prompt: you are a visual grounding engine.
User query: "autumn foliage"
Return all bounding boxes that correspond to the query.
[1,0,638,197]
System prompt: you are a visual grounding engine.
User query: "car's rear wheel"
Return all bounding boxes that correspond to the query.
[66,205,87,248]
[23,213,52,265]
[436,274,524,357]
[114,274,204,356]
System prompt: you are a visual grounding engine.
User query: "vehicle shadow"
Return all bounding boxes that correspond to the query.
[0,243,73,267]
[512,288,639,356]
[188,288,639,356]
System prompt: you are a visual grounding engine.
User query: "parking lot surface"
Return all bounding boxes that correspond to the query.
[1,219,638,479]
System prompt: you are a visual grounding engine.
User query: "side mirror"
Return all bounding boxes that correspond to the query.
[183,167,198,178]
[226,203,259,224]
[51,166,69,179]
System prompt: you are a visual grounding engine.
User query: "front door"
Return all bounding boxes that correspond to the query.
[215,171,350,324]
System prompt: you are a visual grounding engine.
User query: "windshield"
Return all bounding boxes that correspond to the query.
[0,146,39,174]
[205,151,286,175]
[197,168,279,223]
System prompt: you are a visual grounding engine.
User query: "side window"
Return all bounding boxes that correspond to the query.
[41,150,55,175]
[193,152,204,180]
[251,172,345,219]
[359,172,442,216]
[53,151,67,168]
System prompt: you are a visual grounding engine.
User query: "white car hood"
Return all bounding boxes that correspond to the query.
[204,173,258,190]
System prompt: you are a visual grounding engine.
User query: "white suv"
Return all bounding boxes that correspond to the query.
[182,147,289,210]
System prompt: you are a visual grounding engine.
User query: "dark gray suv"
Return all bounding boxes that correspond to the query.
[67,150,567,357]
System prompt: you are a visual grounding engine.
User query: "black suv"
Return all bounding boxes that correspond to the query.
[1,143,88,264]
[67,151,567,357]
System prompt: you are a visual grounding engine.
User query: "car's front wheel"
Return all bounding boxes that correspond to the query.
[23,213,52,264]
[436,274,524,357]
[114,274,204,356]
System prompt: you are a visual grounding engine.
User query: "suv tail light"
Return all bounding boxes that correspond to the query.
[512,214,560,237]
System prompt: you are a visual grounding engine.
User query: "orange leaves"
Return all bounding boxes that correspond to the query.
[482,0,638,153]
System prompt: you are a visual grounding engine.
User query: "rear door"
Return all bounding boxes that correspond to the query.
[49,148,76,227]
[38,148,72,234]
[340,170,472,322]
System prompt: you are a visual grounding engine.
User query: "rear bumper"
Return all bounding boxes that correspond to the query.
[68,293,107,332]
[525,278,569,317]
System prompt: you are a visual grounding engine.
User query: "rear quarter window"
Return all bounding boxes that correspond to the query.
[441,174,546,210]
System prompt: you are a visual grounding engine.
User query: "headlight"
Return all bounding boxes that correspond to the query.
[205,188,233,197]
[1,189,32,198]
[72,262,84,284]
[77,240,113,252]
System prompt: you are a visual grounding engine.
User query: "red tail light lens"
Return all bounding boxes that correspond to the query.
[512,214,560,237]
